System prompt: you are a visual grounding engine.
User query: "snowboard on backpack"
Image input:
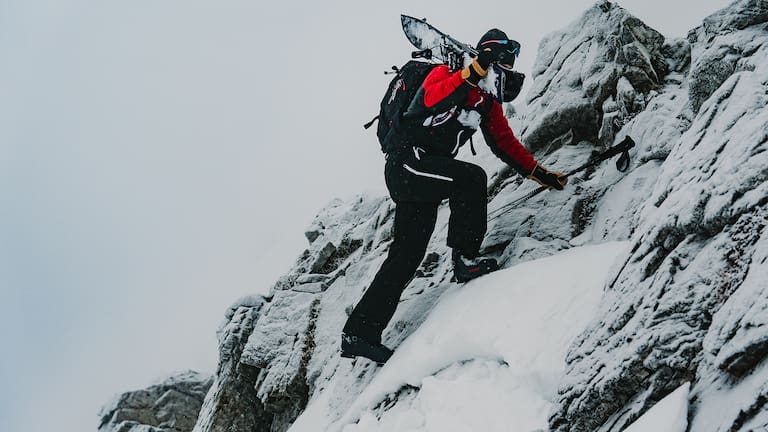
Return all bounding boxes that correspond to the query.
[366,15,483,153]
[400,15,476,67]
[399,15,507,103]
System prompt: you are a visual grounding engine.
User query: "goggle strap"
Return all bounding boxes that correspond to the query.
[479,39,521,57]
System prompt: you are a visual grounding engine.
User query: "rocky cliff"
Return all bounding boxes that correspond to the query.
[548,1,768,430]
[99,371,212,432]
[100,1,768,431]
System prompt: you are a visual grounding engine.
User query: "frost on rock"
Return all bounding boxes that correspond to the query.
[275,195,394,293]
[550,2,768,430]
[522,0,667,151]
[699,0,768,35]
[192,297,269,432]
[240,291,319,432]
[687,223,768,432]
[99,371,213,432]
[705,225,768,378]
[192,194,400,432]
[687,0,768,113]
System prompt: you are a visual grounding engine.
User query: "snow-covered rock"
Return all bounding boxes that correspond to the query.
[549,1,768,431]
[101,1,768,431]
[192,296,268,432]
[687,0,768,113]
[99,371,212,432]
[292,242,629,432]
[522,0,667,151]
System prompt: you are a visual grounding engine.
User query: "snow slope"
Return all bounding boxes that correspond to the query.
[289,242,629,432]
[623,382,690,432]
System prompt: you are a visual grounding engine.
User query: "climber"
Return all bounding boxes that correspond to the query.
[341,29,569,364]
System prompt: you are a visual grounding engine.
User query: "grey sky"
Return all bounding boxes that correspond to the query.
[1,0,733,431]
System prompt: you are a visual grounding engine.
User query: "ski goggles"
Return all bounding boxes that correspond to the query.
[479,39,521,71]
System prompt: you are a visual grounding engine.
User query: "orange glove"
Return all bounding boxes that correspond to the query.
[461,59,487,87]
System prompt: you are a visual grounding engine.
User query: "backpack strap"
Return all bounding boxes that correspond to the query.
[363,115,380,130]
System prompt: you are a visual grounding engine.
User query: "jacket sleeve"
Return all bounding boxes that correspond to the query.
[421,65,473,111]
[481,100,537,175]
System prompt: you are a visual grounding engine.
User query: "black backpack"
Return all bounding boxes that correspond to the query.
[364,60,439,153]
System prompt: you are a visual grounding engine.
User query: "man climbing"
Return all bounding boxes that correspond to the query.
[342,29,569,364]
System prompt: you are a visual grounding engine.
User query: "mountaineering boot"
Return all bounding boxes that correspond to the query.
[340,334,393,365]
[452,250,499,283]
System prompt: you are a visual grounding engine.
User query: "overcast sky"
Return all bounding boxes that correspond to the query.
[0,0,734,431]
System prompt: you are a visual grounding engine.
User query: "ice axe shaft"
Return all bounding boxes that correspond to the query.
[565,135,635,176]
[488,136,636,221]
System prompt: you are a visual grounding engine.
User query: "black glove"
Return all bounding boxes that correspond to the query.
[528,164,568,190]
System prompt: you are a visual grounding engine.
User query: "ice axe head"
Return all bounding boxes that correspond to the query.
[589,136,634,172]
[609,136,635,172]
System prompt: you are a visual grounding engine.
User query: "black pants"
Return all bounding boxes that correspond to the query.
[343,148,488,342]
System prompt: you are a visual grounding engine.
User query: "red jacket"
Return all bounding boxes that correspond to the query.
[415,65,536,174]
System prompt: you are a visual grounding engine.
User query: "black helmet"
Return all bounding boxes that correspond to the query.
[477,29,524,102]
[476,28,520,71]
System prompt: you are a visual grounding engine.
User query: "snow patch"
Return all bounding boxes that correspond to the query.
[290,242,629,432]
[623,382,690,432]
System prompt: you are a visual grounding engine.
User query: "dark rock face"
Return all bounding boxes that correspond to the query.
[98,371,213,432]
[240,292,319,432]
[688,42,741,113]
[192,296,271,432]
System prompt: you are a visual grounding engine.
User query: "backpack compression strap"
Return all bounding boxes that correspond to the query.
[363,115,380,130]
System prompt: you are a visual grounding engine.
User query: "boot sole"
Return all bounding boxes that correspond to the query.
[340,351,387,365]
[455,267,499,283]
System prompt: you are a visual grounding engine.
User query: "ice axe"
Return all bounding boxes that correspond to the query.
[488,136,636,221]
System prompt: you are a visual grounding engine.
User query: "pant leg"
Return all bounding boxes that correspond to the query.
[343,149,488,342]
[343,201,438,342]
[446,163,487,257]
[388,149,489,256]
